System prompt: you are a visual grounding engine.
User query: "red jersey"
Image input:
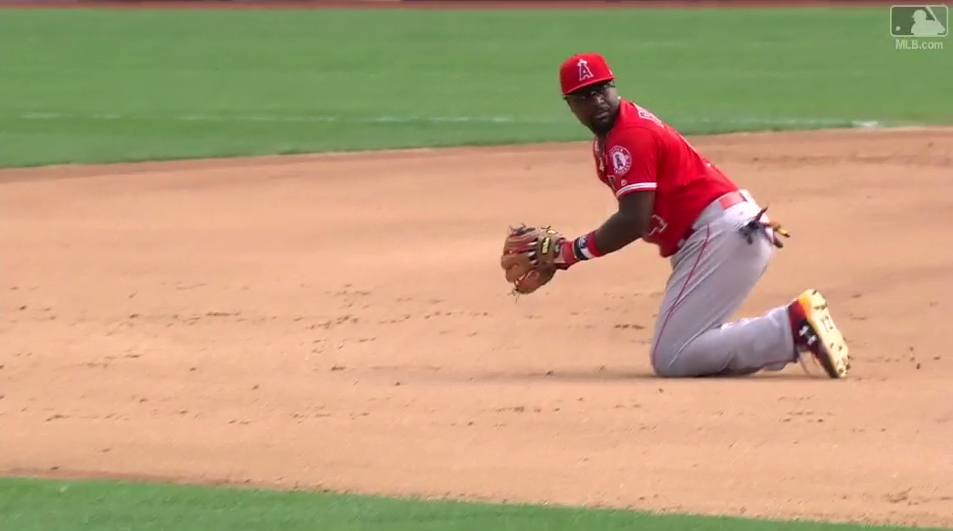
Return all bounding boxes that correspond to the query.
[593,99,739,258]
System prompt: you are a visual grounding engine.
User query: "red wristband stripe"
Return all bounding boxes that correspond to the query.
[586,231,604,257]
[578,231,603,260]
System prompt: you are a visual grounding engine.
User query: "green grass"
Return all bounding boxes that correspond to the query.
[0,476,939,531]
[0,7,950,167]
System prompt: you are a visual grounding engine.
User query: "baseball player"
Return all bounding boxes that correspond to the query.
[500,52,851,378]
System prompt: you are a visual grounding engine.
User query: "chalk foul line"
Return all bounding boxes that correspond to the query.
[12,112,904,130]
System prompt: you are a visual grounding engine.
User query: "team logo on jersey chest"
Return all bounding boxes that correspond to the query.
[607,145,631,176]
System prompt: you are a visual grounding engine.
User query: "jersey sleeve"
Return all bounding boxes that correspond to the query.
[605,127,659,198]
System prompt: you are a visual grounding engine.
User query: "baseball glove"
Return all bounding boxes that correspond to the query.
[500,224,566,295]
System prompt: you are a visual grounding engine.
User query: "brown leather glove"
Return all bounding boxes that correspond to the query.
[500,224,566,295]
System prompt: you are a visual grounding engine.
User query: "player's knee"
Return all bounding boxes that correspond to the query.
[652,340,716,378]
[651,344,689,378]
[653,361,693,378]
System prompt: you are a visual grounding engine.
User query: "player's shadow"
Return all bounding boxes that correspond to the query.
[469,368,658,383]
[468,367,812,383]
[692,371,815,381]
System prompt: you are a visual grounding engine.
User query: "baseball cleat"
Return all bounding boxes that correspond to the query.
[788,289,851,378]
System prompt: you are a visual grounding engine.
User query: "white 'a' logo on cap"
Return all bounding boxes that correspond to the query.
[577,59,594,82]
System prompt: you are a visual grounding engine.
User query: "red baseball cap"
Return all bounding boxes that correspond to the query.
[559,52,615,96]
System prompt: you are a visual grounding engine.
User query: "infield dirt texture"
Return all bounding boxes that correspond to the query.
[2,1,952,529]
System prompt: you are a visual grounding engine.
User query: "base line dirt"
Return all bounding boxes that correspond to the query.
[2,128,952,528]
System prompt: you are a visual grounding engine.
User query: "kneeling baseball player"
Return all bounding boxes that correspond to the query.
[500,53,851,379]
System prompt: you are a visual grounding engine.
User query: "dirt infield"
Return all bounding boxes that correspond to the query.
[2,127,952,527]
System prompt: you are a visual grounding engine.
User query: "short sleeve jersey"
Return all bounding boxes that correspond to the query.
[593,99,739,257]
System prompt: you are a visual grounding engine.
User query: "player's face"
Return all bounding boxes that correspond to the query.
[565,81,620,135]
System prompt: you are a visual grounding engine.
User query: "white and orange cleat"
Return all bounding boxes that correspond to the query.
[788,289,851,378]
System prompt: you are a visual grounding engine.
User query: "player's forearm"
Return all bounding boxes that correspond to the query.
[592,211,645,253]
[565,211,644,265]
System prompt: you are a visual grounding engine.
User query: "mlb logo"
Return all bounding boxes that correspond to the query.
[890,5,948,37]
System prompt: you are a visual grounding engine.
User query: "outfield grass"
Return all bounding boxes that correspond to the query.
[0,476,939,531]
[0,7,950,167]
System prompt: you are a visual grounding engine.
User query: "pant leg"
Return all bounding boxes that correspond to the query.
[650,201,798,378]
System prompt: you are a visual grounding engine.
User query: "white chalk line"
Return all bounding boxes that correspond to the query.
[12,112,903,130]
